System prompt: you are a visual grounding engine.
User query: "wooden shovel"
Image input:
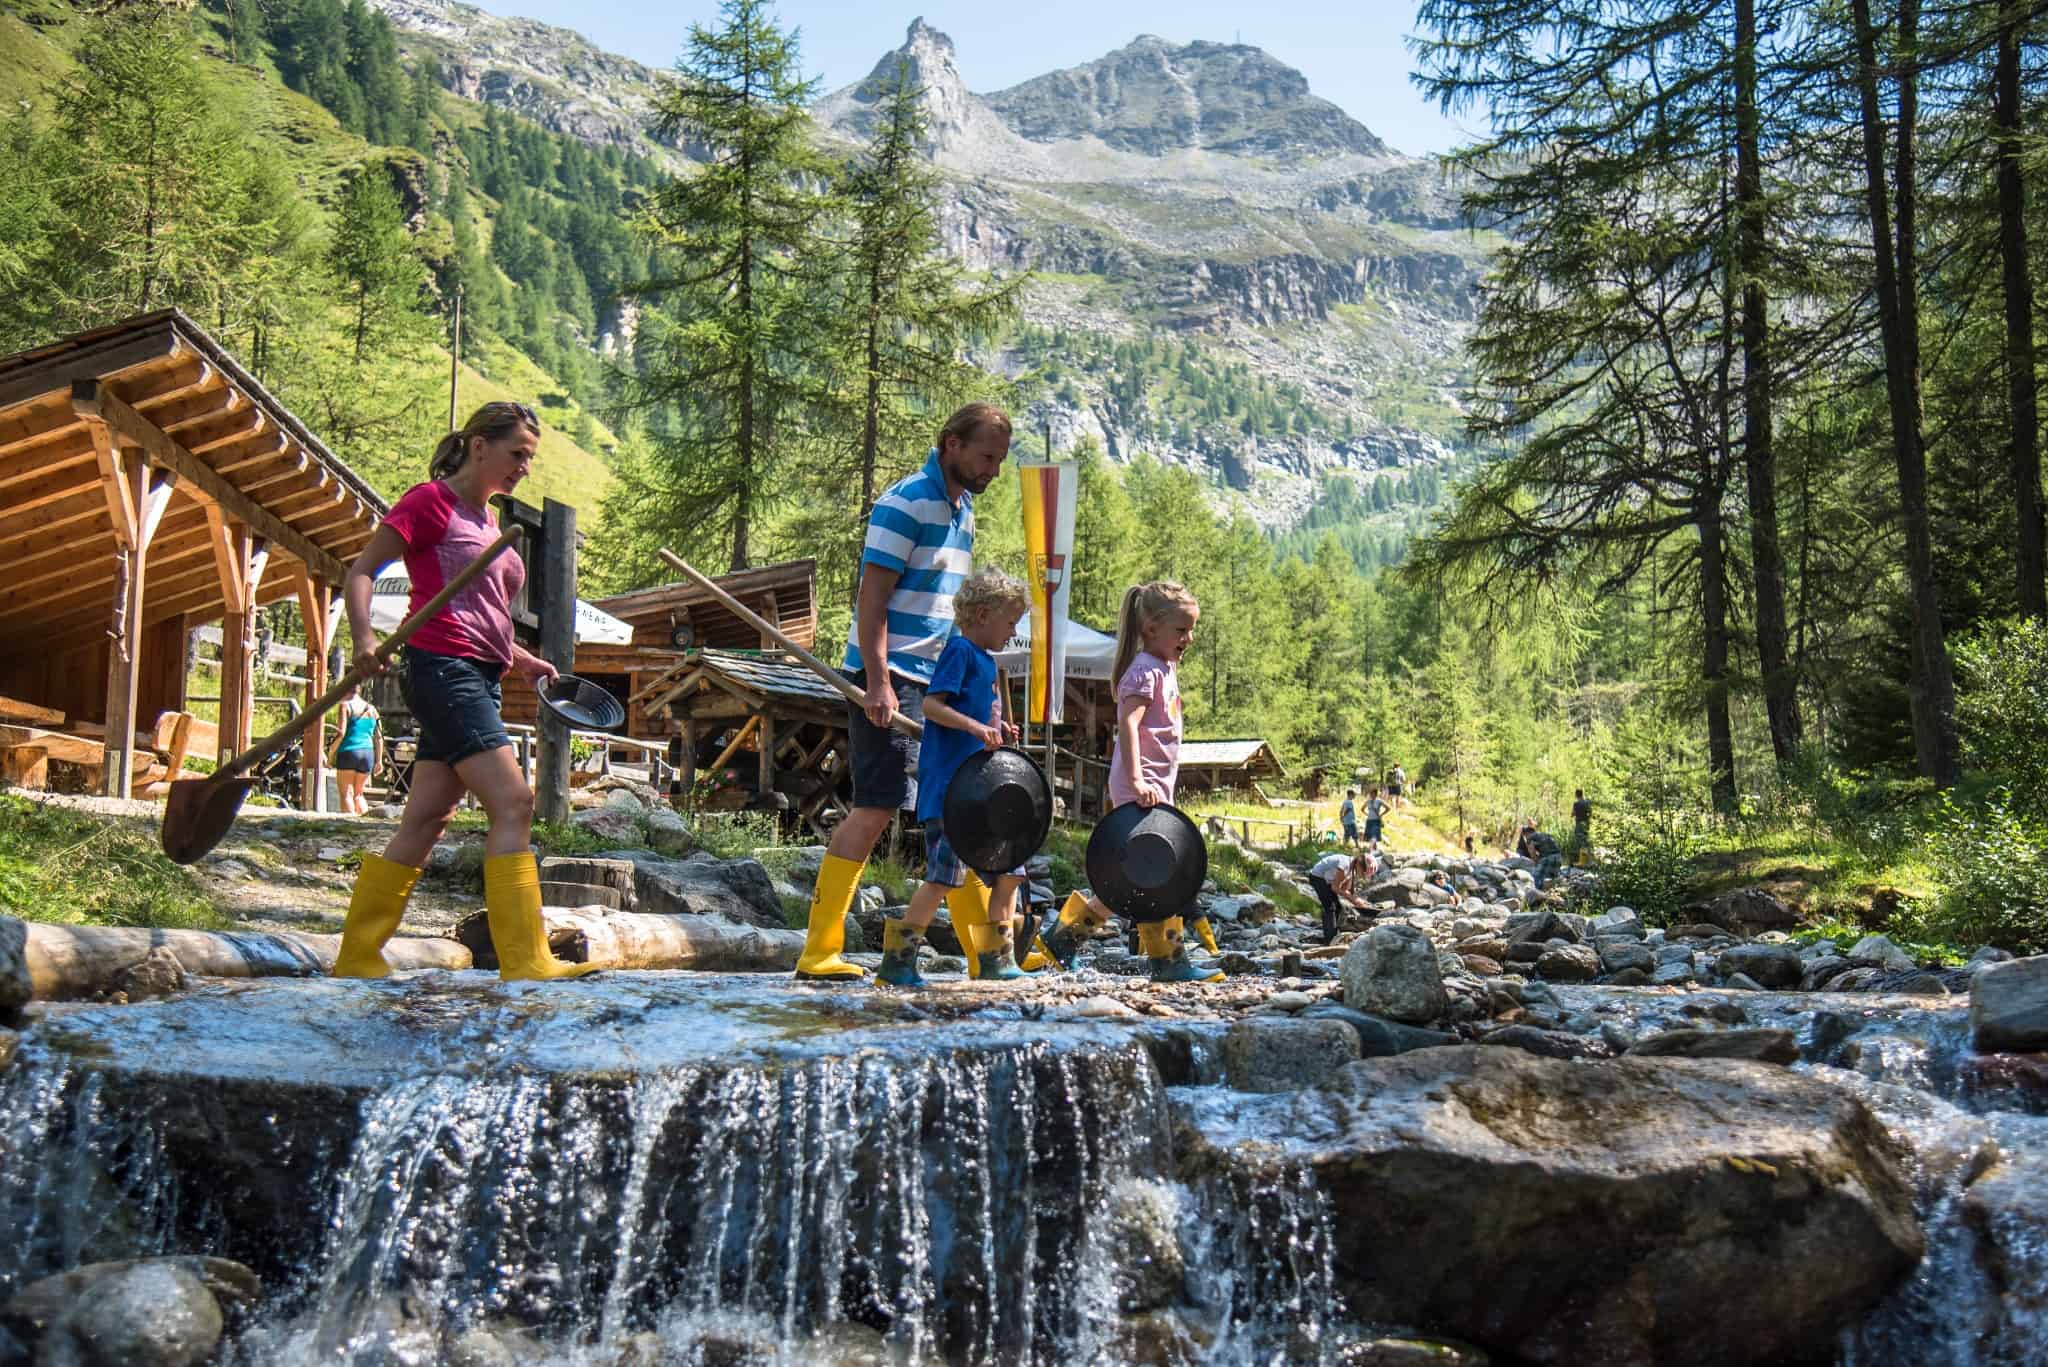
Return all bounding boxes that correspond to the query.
[161,527,524,864]
[655,548,923,738]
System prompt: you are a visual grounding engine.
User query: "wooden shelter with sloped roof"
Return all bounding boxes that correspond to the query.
[1176,738,1288,794]
[0,311,384,802]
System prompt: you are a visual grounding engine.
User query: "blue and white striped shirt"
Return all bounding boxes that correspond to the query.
[844,449,975,684]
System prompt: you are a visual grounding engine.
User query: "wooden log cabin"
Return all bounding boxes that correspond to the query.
[0,312,384,804]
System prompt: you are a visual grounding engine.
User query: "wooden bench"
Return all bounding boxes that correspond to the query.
[0,725,106,790]
[1,712,218,796]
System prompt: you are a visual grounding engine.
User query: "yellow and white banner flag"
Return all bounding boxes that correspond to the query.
[1019,461,1078,724]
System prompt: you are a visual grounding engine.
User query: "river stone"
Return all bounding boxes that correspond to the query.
[1505,910,1578,945]
[1102,1177,1187,1312]
[1716,942,1805,989]
[1479,1024,1609,1060]
[1221,1018,1360,1092]
[1341,1334,1491,1366]
[1599,941,1655,975]
[1972,955,2048,1052]
[1341,923,1447,1024]
[1302,1003,1457,1057]
[1182,1047,1922,1367]
[1216,951,1263,977]
[602,851,786,929]
[1627,1028,1799,1065]
[1849,934,1919,973]
[1,915,29,1024]
[573,806,642,844]
[112,945,187,1002]
[1685,886,1801,934]
[1606,967,1651,987]
[37,1260,224,1367]
[1535,943,1600,982]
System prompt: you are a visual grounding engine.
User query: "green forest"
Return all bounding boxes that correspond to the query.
[2,0,2047,954]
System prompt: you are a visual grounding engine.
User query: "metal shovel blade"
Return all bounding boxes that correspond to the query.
[160,774,259,865]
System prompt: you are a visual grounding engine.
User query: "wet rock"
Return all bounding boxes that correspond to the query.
[1802,956,1855,990]
[1890,972,1950,997]
[1590,906,1646,939]
[1598,941,1654,975]
[3,1256,257,1346]
[1715,942,1804,989]
[1076,995,1140,1019]
[1627,1028,1799,1065]
[1216,951,1263,976]
[0,1027,16,1071]
[1456,936,1509,962]
[1302,1003,1456,1057]
[0,914,28,1025]
[1534,944,1600,981]
[1967,945,2015,971]
[1682,998,1750,1025]
[1830,967,1886,992]
[1268,989,1314,1012]
[111,945,187,1002]
[1726,973,1766,991]
[1114,1306,1217,1366]
[1461,955,1503,977]
[447,1321,539,1367]
[1505,911,1577,945]
[1183,1047,1922,1367]
[644,806,696,857]
[1103,1177,1188,1311]
[1605,967,1650,987]
[604,851,786,929]
[1341,922,1447,1025]
[1651,959,1696,987]
[1479,1024,1608,1060]
[1336,1333,1491,1366]
[1208,893,1276,925]
[1221,1018,1360,1092]
[1849,934,1919,973]
[1806,1011,1857,1061]
[26,1260,227,1367]
[1972,954,2048,1052]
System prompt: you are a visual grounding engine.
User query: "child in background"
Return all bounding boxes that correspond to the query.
[1362,786,1388,851]
[1340,789,1359,847]
[1035,580,1222,983]
[877,569,1033,987]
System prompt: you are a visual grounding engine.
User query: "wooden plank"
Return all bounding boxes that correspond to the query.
[21,565,302,656]
[71,378,348,583]
[0,331,179,416]
[707,715,760,774]
[85,419,136,549]
[12,546,223,624]
[0,487,121,561]
[213,436,297,475]
[128,358,214,413]
[177,408,265,456]
[295,569,331,811]
[102,445,152,795]
[4,502,213,604]
[0,456,98,515]
[0,694,64,726]
[0,430,95,489]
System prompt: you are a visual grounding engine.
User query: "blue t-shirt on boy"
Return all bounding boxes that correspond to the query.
[915,631,998,824]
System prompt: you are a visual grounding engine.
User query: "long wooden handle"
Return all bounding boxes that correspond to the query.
[655,548,923,738]
[219,528,525,780]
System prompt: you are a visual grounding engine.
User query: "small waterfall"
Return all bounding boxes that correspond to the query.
[0,990,1344,1366]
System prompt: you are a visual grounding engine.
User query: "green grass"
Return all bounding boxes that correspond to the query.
[0,796,231,930]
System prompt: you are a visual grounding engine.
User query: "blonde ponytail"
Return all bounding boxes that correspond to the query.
[1111,579,1198,682]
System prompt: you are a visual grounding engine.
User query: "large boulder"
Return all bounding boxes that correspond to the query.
[1219,1018,1360,1093]
[643,806,696,857]
[1715,942,1805,989]
[1626,1028,1799,1065]
[601,851,786,929]
[4,1257,258,1367]
[1972,954,2048,1053]
[0,915,29,1025]
[1301,1003,1456,1057]
[1181,1047,1922,1367]
[1340,922,1447,1025]
[1684,886,1802,934]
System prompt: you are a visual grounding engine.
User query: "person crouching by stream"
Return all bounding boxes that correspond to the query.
[1309,849,1376,944]
[331,402,598,982]
[876,569,1033,988]
[1030,580,1223,983]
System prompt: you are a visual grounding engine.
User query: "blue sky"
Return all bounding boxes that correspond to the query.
[468,0,1481,158]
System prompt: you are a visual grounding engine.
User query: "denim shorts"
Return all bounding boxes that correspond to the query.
[922,825,1025,889]
[843,667,923,811]
[402,646,512,767]
[333,748,374,774]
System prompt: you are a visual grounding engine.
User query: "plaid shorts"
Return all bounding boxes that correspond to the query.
[923,825,1024,889]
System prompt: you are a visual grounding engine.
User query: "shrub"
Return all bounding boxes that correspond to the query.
[1914,791,2048,954]
[1955,616,2048,820]
[1572,814,1705,925]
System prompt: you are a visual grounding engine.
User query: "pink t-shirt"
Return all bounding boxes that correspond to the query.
[381,481,524,666]
[1109,650,1182,808]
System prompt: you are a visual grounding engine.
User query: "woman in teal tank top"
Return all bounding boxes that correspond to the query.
[329,686,382,815]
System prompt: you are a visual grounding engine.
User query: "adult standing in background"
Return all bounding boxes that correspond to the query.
[792,403,1014,981]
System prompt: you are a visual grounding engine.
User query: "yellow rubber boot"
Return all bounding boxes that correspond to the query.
[1139,917,1224,984]
[332,854,423,978]
[795,853,868,981]
[947,878,991,980]
[1035,891,1101,971]
[1189,915,1221,955]
[485,852,601,982]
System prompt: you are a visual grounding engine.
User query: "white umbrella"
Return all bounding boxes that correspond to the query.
[370,567,634,645]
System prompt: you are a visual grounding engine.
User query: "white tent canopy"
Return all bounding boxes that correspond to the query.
[993,616,1118,681]
[370,568,634,645]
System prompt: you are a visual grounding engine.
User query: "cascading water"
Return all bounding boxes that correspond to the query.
[0,977,1342,1365]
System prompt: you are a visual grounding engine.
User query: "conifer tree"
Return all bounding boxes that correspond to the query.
[329,163,429,364]
[611,0,836,573]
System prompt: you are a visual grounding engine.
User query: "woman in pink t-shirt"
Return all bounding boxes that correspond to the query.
[1031,580,1222,983]
[330,402,596,983]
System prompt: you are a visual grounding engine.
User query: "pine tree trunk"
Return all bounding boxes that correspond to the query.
[1699,494,1740,814]
[1735,0,1802,762]
[1850,0,1958,784]
[1997,4,2045,618]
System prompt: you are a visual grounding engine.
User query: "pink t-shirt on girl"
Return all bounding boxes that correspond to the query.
[1109,649,1183,808]
[381,480,524,666]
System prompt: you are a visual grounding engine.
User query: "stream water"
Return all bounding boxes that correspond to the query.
[0,975,2043,1364]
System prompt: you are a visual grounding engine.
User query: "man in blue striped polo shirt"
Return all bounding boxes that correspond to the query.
[794,402,1014,981]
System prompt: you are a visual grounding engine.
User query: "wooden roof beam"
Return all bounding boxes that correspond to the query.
[128,359,216,415]
[213,433,296,474]
[71,378,347,583]
[24,556,305,654]
[6,503,218,599]
[181,408,267,456]
[11,539,221,621]
[0,330,180,416]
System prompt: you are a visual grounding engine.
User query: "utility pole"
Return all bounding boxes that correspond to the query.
[447,287,463,430]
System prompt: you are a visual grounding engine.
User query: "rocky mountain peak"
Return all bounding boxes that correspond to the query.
[985,35,1389,159]
[814,19,1018,163]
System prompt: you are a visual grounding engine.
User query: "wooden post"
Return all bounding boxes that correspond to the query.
[758,709,776,799]
[679,718,697,811]
[99,444,145,796]
[534,498,576,827]
[295,571,332,811]
[757,591,780,650]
